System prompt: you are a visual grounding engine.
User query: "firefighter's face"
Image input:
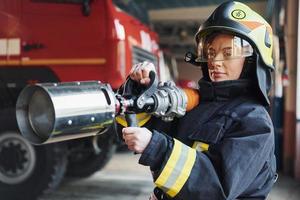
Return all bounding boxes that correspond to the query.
[205,34,245,82]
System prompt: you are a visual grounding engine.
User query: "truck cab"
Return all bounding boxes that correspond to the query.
[0,0,162,199]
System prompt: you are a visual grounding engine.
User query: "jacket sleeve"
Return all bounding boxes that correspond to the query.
[139,106,275,200]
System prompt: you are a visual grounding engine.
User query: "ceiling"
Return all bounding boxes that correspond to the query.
[113,0,270,58]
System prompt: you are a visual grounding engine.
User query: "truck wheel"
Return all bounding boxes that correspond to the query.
[66,132,116,178]
[0,131,67,200]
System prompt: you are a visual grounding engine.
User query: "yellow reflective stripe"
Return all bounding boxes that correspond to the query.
[155,139,182,188]
[192,142,198,149]
[200,143,209,151]
[115,113,151,127]
[192,141,209,152]
[155,139,197,198]
[167,148,197,197]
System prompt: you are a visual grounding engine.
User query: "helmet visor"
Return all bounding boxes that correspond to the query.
[196,34,254,62]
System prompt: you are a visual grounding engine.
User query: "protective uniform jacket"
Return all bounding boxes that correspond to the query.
[139,79,277,200]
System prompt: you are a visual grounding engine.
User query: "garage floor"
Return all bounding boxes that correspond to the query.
[39,152,300,200]
[268,173,300,200]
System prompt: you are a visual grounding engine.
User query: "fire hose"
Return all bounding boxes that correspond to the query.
[16,72,199,145]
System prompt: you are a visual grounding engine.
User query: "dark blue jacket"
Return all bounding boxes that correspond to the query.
[139,80,277,200]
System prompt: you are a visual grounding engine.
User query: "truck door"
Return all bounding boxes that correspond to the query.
[21,0,106,63]
[0,0,22,108]
[0,0,22,66]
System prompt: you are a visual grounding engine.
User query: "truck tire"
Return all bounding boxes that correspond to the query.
[66,132,116,178]
[0,131,67,200]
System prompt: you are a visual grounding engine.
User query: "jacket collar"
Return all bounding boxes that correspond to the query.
[198,79,254,102]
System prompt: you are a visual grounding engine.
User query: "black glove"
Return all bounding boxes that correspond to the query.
[117,76,147,98]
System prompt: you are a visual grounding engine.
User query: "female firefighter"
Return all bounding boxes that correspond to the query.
[121,1,277,199]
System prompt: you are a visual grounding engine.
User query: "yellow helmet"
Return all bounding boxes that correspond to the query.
[193,1,273,105]
[195,1,273,69]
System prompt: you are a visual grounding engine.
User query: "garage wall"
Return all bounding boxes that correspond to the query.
[177,60,202,84]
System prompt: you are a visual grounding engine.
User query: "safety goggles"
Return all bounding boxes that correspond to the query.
[195,34,254,62]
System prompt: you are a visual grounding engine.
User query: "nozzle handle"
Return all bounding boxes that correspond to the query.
[125,113,139,154]
[125,113,138,127]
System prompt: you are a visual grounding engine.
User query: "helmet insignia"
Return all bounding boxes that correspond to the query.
[231,9,246,19]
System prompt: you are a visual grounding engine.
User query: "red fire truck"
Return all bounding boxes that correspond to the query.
[0,0,163,199]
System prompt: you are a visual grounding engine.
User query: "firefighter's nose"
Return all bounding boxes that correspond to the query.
[208,52,223,69]
[208,60,222,70]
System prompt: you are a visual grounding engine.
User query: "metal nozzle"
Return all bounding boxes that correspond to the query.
[16,81,117,144]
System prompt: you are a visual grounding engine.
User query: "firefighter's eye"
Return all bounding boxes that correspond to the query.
[207,49,216,60]
[223,48,232,58]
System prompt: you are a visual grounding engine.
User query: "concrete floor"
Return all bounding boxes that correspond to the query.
[40,152,300,200]
[268,173,300,200]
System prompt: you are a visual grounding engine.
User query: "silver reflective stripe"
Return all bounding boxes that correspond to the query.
[160,144,190,193]
[155,139,197,197]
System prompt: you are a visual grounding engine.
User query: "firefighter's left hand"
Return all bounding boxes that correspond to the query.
[122,127,152,153]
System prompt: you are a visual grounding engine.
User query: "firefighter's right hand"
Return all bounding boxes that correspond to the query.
[129,61,156,86]
[122,127,152,154]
